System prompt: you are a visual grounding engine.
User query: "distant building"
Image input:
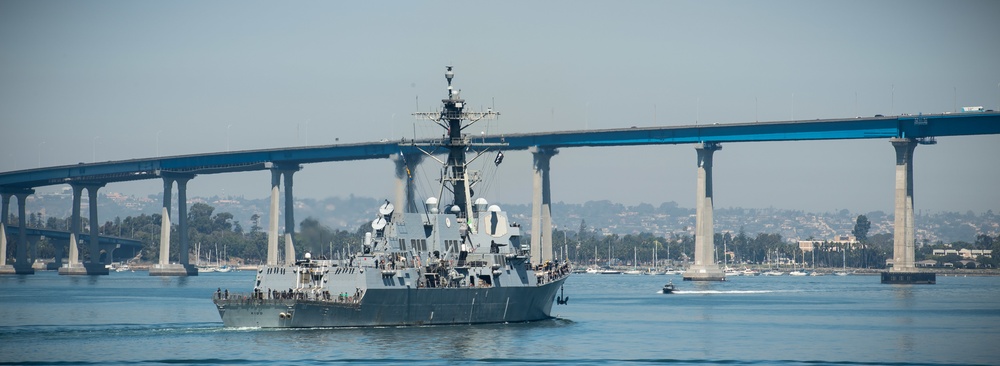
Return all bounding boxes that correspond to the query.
[933,249,960,256]
[798,234,860,252]
[915,259,938,267]
[934,248,992,259]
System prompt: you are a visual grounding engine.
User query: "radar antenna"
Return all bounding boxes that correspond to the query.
[411,66,505,221]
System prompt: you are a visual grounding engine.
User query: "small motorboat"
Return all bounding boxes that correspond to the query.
[662,281,676,294]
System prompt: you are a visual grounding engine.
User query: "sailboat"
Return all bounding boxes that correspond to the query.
[835,247,849,276]
[600,242,621,274]
[809,248,824,276]
[197,242,217,272]
[647,241,665,275]
[216,244,232,273]
[763,249,784,276]
[625,247,642,275]
[789,250,807,276]
[722,239,739,277]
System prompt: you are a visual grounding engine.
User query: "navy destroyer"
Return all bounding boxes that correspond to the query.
[213,67,570,328]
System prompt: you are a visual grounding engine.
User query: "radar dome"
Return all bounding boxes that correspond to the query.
[474,198,488,212]
[424,197,438,214]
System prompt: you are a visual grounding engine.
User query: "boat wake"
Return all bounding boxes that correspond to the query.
[665,289,803,295]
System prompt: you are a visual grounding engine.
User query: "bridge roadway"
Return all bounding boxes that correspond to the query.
[1,112,999,278]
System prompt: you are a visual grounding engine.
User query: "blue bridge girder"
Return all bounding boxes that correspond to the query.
[1,112,998,190]
[4,225,143,250]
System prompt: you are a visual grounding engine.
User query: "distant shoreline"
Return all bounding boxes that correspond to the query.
[28,262,1000,277]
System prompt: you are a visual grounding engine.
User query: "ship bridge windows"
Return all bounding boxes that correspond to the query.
[410,239,428,251]
[467,260,487,267]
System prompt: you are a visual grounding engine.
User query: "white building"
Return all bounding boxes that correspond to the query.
[798,235,860,252]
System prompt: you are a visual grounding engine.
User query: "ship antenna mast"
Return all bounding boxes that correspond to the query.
[412,66,502,220]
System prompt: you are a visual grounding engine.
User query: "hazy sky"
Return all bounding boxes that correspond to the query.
[2,0,998,214]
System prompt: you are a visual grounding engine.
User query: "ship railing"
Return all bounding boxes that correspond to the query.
[213,291,365,306]
[534,262,572,286]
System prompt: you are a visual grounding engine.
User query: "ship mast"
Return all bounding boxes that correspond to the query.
[412,66,501,221]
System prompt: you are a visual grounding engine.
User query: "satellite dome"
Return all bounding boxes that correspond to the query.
[474,198,489,212]
[488,205,501,212]
[425,197,439,214]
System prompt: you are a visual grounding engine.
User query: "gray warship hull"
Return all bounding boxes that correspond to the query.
[215,277,566,328]
[213,67,571,329]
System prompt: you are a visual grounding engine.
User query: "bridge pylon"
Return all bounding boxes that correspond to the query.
[882,138,935,284]
[684,142,725,281]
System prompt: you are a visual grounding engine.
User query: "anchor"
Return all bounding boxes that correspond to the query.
[556,286,569,305]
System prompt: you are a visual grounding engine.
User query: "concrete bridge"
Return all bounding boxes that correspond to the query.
[2,110,998,280]
[0,225,142,274]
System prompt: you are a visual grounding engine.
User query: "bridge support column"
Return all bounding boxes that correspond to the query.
[150,175,197,276]
[82,184,108,275]
[267,170,279,266]
[30,232,39,267]
[0,190,37,275]
[49,237,64,270]
[267,165,301,266]
[0,192,9,273]
[86,186,101,272]
[176,177,191,266]
[882,138,934,284]
[684,142,725,281]
[392,153,424,213]
[158,177,173,266]
[282,169,297,264]
[0,191,36,274]
[58,185,88,275]
[530,147,557,264]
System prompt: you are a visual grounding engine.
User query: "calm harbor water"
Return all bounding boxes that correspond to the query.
[1,271,998,365]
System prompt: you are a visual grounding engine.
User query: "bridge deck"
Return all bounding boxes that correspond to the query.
[1,113,998,189]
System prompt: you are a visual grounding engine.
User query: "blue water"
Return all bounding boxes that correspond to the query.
[1,271,998,365]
